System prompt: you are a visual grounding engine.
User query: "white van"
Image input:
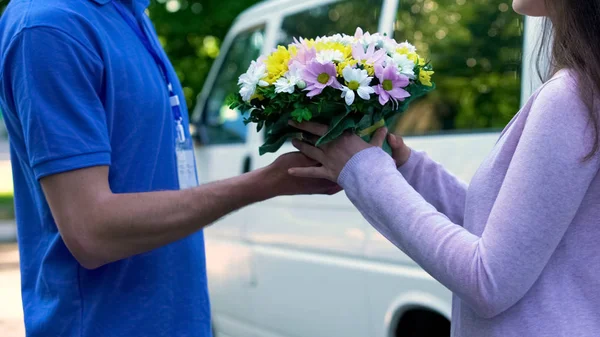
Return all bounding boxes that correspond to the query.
[191,1,544,336]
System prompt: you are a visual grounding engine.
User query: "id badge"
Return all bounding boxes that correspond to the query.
[176,138,199,190]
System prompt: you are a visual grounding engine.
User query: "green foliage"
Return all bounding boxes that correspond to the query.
[291,108,312,123]
[393,0,523,133]
[0,193,14,220]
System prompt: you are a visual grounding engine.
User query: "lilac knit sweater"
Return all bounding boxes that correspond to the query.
[338,70,600,336]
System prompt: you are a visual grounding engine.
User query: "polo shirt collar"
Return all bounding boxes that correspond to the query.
[88,0,151,10]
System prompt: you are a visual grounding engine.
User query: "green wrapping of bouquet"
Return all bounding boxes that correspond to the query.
[228,28,436,155]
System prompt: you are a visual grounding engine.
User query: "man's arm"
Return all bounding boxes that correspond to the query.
[41,153,337,270]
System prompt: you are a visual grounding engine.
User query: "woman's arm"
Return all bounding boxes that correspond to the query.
[391,136,468,225]
[337,82,598,318]
[290,78,598,318]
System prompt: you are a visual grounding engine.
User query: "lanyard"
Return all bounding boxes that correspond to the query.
[112,1,186,143]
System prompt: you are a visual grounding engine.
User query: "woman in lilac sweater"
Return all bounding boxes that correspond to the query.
[289,0,600,335]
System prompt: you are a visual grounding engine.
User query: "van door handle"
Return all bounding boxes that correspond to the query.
[242,156,252,174]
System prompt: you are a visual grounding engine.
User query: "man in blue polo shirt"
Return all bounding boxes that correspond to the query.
[0,0,339,336]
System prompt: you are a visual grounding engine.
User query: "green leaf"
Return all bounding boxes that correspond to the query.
[266,111,293,136]
[259,131,298,155]
[291,107,313,123]
[256,120,265,133]
[225,93,237,106]
[316,110,359,147]
[355,114,374,132]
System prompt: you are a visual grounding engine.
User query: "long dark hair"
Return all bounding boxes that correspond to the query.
[536,0,600,160]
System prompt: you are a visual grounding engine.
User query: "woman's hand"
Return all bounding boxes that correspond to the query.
[387,133,411,168]
[265,152,342,196]
[288,121,387,182]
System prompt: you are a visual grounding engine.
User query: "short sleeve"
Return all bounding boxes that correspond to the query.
[3,27,111,180]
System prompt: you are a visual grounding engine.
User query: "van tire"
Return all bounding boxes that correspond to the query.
[395,308,450,337]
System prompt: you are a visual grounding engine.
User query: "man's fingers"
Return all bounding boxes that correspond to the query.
[292,139,326,163]
[326,185,343,195]
[288,166,330,180]
[289,120,329,137]
[388,133,405,165]
[370,127,388,147]
[286,151,319,166]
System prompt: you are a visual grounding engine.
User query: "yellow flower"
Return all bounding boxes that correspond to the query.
[264,46,291,84]
[397,45,415,55]
[405,52,419,64]
[315,42,352,60]
[419,70,434,87]
[362,63,375,76]
[337,59,358,76]
[303,38,316,48]
[288,45,298,57]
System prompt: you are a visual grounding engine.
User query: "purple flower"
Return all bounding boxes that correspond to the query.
[373,64,410,106]
[303,61,342,97]
[352,43,386,68]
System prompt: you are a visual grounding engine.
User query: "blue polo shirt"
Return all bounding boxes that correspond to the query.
[0,0,211,336]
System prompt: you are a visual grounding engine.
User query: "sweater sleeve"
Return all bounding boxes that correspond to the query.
[398,149,468,225]
[338,78,599,318]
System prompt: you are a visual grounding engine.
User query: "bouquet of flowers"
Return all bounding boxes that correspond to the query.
[229,28,435,155]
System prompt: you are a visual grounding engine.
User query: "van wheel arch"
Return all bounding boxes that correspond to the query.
[392,307,450,337]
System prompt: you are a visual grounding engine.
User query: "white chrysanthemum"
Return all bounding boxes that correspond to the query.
[359,32,385,48]
[274,67,303,94]
[327,33,356,45]
[383,39,399,55]
[316,49,345,64]
[238,60,268,102]
[340,66,375,105]
[397,41,417,53]
[391,53,416,79]
[315,35,329,43]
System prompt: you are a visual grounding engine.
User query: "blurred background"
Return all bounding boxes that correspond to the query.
[0,0,523,336]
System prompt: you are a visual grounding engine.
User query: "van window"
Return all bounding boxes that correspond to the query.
[202,25,265,145]
[392,0,523,135]
[277,0,384,45]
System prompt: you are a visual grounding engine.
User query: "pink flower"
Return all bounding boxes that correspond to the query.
[352,43,386,68]
[303,61,342,97]
[354,27,364,39]
[289,45,317,70]
[373,64,410,106]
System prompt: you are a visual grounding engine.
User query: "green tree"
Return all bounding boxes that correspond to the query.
[393,0,523,134]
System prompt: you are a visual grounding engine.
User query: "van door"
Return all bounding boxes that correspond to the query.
[193,25,266,336]
[243,1,386,336]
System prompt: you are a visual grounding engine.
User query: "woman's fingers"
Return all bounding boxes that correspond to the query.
[300,132,320,146]
[289,121,329,137]
[292,139,326,163]
[288,166,330,180]
[370,127,388,147]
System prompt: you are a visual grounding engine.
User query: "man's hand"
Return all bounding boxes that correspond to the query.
[287,121,387,182]
[262,152,341,197]
[388,133,412,167]
[40,151,340,270]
